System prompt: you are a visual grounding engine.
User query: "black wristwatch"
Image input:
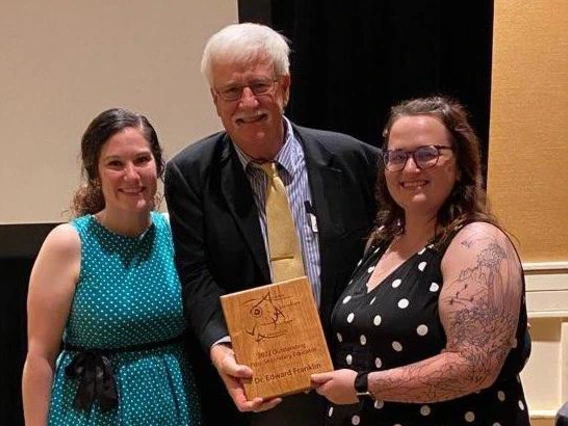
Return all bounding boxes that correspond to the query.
[354,371,372,399]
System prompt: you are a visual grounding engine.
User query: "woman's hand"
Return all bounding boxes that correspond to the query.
[311,369,359,405]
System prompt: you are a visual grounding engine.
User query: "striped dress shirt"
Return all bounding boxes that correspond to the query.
[233,118,322,306]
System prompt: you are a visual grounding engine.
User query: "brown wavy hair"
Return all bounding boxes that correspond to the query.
[368,96,497,248]
[69,108,164,217]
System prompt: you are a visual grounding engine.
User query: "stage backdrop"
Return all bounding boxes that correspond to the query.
[0,0,238,224]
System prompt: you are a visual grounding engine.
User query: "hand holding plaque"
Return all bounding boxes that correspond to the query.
[220,276,333,400]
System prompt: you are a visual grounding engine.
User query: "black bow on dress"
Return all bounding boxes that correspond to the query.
[64,351,118,412]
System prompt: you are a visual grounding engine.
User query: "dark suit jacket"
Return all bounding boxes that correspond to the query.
[164,124,379,426]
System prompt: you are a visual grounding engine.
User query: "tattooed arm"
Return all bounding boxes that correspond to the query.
[312,222,523,404]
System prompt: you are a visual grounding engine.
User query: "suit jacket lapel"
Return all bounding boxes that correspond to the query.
[219,137,271,283]
[294,127,344,293]
[295,127,344,239]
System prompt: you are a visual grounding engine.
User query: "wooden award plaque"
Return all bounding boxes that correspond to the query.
[220,276,333,400]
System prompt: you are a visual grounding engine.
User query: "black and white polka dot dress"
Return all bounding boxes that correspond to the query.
[326,235,530,426]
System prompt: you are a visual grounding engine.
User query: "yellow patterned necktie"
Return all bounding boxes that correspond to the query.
[259,162,305,282]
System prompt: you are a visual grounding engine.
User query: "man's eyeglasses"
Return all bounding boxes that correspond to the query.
[214,78,279,102]
[382,145,454,172]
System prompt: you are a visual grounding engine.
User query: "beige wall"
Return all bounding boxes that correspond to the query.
[489,0,568,423]
[0,1,238,224]
[488,0,568,262]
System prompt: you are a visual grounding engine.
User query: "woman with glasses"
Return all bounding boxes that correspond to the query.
[311,96,530,425]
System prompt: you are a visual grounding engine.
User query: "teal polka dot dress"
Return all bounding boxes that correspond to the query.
[47,212,201,425]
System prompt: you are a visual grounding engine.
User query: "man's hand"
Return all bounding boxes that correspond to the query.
[210,344,282,412]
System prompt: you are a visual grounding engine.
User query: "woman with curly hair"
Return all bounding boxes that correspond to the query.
[22,108,201,425]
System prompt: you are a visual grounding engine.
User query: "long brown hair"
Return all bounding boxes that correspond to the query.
[368,96,497,248]
[69,108,164,217]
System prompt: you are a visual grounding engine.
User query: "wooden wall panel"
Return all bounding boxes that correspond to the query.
[488,0,568,261]
[491,1,568,423]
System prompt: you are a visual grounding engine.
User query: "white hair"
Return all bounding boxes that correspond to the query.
[200,23,290,85]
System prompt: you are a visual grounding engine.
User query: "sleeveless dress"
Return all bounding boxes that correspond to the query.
[326,229,530,426]
[47,212,201,425]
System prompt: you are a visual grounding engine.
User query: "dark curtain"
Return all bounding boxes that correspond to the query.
[0,259,31,426]
[0,223,56,426]
[240,0,493,170]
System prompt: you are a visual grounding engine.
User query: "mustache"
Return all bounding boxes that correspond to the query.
[233,109,268,121]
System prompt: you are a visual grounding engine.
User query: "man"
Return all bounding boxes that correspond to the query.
[165,23,379,426]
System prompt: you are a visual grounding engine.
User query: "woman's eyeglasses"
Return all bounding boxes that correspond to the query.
[383,145,454,172]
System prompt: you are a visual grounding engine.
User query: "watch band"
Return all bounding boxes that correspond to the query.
[354,371,372,399]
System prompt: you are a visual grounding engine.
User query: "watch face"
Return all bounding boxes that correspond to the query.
[354,371,369,393]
